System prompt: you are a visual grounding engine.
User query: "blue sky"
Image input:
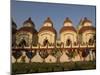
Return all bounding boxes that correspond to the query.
[11,0,96,33]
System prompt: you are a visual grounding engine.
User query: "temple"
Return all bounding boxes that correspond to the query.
[12,17,96,63]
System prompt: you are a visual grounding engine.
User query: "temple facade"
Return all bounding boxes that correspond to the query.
[15,17,38,47]
[60,17,77,47]
[12,17,96,63]
[38,17,56,46]
[78,17,96,45]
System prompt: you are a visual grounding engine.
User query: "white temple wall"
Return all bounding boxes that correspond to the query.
[38,31,55,45]
[16,31,33,46]
[82,30,95,43]
[60,31,77,46]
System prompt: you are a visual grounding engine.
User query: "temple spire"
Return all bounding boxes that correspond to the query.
[23,17,35,28]
[64,17,72,24]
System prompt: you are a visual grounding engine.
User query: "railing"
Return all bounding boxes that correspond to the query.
[12,43,96,50]
[12,43,96,63]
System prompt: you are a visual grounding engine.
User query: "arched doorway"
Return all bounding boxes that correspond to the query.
[88,38,93,45]
[19,38,27,47]
[43,38,49,46]
[66,39,71,46]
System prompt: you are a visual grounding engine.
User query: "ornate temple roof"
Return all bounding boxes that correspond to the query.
[78,17,95,34]
[79,26,96,34]
[43,17,53,26]
[17,27,37,34]
[81,17,92,25]
[39,26,56,34]
[60,26,77,33]
[60,17,76,33]
[12,19,17,34]
[23,17,35,28]
[63,17,72,24]
[39,17,56,34]
[17,17,37,34]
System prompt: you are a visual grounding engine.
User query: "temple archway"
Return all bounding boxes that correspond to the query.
[19,38,27,47]
[66,39,71,46]
[43,38,49,46]
[88,38,93,45]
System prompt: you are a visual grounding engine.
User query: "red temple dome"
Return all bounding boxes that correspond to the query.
[17,17,37,34]
[60,26,77,33]
[39,26,56,34]
[79,26,95,34]
[39,17,56,34]
[60,17,76,33]
[17,27,37,34]
[78,17,95,34]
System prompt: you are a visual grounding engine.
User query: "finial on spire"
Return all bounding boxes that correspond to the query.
[28,17,31,21]
[23,17,35,28]
[84,17,88,20]
[81,17,92,25]
[66,17,70,20]
[47,17,50,20]
[43,17,53,26]
[64,17,72,24]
